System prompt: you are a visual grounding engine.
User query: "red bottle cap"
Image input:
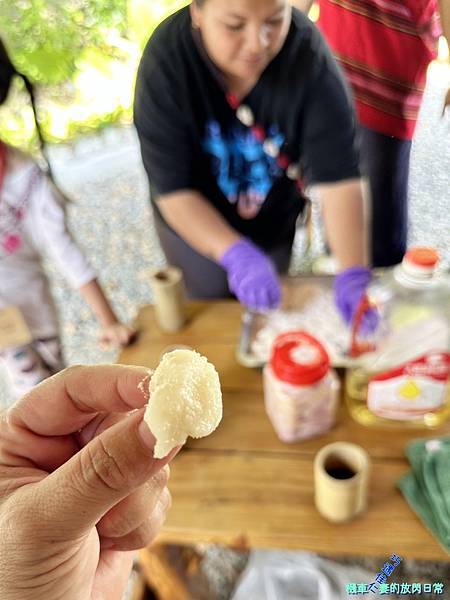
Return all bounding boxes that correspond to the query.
[404,247,439,268]
[405,247,439,267]
[402,247,440,279]
[270,331,330,385]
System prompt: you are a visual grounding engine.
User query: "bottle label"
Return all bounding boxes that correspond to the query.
[367,352,450,420]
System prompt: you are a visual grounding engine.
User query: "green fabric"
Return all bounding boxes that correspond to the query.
[397,435,450,554]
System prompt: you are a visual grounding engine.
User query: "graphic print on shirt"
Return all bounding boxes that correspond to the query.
[203,120,284,219]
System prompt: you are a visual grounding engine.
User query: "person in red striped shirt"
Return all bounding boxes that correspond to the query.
[294,0,449,267]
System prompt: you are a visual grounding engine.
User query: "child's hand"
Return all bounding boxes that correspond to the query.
[99,322,137,349]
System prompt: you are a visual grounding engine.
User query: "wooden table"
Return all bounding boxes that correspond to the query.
[119,300,450,563]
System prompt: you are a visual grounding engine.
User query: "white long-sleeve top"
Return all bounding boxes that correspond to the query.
[0,148,95,339]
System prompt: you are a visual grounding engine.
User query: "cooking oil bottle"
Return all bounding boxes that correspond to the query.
[346,247,450,428]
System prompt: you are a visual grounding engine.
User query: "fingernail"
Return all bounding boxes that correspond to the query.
[137,370,153,402]
[138,418,157,453]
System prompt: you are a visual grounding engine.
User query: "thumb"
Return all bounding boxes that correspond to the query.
[32,410,175,540]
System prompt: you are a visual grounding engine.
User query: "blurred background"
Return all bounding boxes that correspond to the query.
[0,0,449,403]
[0,2,449,597]
[0,0,188,149]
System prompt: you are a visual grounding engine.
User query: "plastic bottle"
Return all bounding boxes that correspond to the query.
[263,331,340,442]
[346,247,450,428]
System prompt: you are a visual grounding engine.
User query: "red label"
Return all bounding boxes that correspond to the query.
[371,352,450,383]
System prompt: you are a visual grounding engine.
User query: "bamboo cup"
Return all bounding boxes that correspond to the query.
[150,266,186,332]
[314,441,370,523]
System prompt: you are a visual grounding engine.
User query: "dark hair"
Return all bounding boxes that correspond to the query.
[194,0,206,6]
[0,39,16,105]
[0,38,54,180]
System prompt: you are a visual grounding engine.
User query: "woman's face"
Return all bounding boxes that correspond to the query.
[191,0,291,85]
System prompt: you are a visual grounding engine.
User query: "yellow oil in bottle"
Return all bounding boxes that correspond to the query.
[345,247,450,429]
[345,367,450,429]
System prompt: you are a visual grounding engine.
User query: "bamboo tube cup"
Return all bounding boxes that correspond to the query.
[150,267,186,332]
[314,441,370,523]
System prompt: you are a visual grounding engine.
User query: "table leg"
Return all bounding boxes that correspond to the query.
[139,543,216,600]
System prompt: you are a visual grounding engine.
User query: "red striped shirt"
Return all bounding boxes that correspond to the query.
[317,0,441,139]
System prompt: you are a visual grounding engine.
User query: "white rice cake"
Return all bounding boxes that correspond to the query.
[144,349,223,458]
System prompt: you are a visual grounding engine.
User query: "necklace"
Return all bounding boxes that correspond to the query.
[225,92,305,194]
[191,26,307,196]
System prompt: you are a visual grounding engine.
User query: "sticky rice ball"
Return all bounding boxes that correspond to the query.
[144,349,222,458]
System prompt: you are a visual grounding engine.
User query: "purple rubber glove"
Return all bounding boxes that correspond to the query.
[219,239,281,311]
[334,266,379,334]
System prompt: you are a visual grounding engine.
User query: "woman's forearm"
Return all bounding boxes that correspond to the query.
[157,190,241,261]
[317,178,369,269]
[78,279,119,326]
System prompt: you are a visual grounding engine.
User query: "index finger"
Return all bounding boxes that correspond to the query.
[8,364,152,436]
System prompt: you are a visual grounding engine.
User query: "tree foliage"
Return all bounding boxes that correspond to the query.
[0,0,189,146]
[0,0,128,84]
[128,0,188,49]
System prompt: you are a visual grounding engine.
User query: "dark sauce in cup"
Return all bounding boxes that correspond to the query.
[325,457,356,480]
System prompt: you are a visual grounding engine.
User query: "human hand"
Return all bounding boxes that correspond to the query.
[99,322,137,348]
[219,239,281,310]
[0,364,179,600]
[334,266,378,333]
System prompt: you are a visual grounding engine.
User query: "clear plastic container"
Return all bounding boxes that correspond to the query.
[346,247,450,428]
[263,331,340,442]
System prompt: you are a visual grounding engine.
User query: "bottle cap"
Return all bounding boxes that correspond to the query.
[403,247,439,277]
[270,331,330,385]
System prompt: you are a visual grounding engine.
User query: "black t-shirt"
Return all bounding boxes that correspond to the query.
[134,7,360,250]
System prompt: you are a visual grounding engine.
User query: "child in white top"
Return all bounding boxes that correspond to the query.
[0,40,135,398]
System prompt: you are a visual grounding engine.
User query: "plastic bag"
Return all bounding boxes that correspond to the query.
[231,550,375,600]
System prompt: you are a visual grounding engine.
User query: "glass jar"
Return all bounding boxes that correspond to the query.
[346,247,450,428]
[263,331,340,442]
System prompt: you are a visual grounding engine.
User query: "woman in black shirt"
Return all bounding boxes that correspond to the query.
[134,0,371,325]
